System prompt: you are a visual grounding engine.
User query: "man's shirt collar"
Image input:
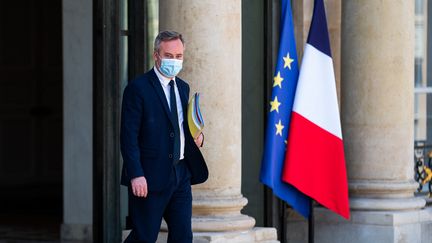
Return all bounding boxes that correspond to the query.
[153,66,176,87]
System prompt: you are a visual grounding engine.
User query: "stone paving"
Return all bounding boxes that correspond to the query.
[0,212,61,243]
[0,224,60,243]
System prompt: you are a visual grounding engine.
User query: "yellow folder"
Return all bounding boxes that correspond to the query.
[187,93,204,139]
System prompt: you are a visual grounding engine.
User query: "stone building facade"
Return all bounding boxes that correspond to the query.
[1,0,432,242]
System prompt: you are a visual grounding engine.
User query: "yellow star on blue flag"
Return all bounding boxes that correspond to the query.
[275,120,284,136]
[273,72,284,88]
[283,52,294,69]
[270,96,281,113]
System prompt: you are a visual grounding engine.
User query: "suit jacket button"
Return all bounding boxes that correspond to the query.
[170,132,174,137]
[169,154,173,158]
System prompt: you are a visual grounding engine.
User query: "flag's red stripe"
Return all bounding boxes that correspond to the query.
[283,112,350,219]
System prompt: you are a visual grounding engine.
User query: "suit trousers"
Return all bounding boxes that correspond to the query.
[124,160,193,243]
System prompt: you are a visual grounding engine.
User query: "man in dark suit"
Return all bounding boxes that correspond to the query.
[120,30,208,243]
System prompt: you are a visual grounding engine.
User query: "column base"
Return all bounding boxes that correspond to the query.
[187,194,256,231]
[349,197,426,211]
[122,227,278,243]
[286,206,432,243]
[191,214,256,232]
[60,223,92,242]
[315,207,432,243]
[159,214,256,232]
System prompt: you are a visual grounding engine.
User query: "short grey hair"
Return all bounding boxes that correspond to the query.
[154,30,185,53]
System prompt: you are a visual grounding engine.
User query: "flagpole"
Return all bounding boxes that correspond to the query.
[308,201,314,243]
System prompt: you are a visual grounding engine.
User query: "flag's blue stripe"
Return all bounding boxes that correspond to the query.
[260,0,311,218]
[306,0,332,57]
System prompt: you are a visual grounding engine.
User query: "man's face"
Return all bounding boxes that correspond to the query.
[153,39,184,68]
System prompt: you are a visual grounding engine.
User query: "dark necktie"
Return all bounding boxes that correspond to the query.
[169,80,180,163]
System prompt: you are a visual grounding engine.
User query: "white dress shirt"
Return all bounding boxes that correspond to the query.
[153,67,185,160]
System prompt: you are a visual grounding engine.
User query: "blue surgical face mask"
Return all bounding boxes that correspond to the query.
[158,57,183,78]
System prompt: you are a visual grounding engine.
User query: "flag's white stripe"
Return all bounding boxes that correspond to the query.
[292,44,342,139]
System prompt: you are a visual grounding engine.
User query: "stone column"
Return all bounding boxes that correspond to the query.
[313,1,432,242]
[342,0,423,214]
[158,1,277,242]
[61,0,93,241]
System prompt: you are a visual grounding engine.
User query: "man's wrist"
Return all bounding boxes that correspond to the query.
[131,176,145,183]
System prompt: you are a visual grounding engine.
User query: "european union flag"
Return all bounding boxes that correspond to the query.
[259,0,311,217]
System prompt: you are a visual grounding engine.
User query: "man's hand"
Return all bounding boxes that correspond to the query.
[194,132,204,147]
[131,176,148,198]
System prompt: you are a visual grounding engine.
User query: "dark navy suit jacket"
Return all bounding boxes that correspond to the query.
[120,69,208,191]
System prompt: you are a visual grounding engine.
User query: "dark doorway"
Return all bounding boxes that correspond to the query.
[0,0,63,241]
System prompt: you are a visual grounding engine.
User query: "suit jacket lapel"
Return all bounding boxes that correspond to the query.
[148,69,176,127]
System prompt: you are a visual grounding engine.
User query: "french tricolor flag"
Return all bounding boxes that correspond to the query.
[282,0,350,219]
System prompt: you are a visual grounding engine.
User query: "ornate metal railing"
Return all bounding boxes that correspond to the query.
[414,140,432,194]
